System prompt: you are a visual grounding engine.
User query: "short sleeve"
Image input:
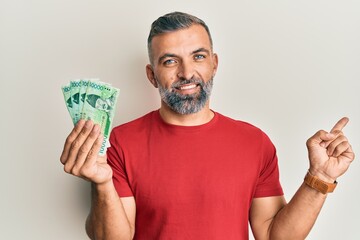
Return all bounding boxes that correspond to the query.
[253,132,284,198]
[106,130,134,197]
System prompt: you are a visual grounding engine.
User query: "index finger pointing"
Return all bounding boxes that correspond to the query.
[330,117,349,132]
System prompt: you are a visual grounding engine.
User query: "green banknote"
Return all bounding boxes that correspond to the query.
[79,80,89,119]
[79,78,99,119]
[62,85,74,121]
[82,80,119,155]
[70,80,82,124]
[62,79,120,155]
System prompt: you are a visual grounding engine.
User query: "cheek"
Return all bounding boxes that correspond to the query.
[156,70,178,88]
[198,65,215,79]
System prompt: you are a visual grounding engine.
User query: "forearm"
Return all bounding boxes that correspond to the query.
[269,182,327,240]
[86,182,133,240]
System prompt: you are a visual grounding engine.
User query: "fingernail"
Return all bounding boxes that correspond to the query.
[76,119,85,126]
[98,134,104,142]
[320,142,326,147]
[93,124,100,132]
[85,120,92,128]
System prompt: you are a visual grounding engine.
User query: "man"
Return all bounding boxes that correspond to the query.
[60,12,355,239]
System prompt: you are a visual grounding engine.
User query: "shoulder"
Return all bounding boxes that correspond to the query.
[214,112,275,149]
[215,112,265,137]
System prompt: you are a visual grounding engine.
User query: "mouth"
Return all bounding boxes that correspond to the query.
[174,83,200,95]
[175,83,199,91]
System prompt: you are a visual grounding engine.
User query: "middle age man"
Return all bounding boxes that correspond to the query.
[61,12,355,240]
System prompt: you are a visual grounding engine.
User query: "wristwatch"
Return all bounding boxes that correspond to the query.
[304,171,337,194]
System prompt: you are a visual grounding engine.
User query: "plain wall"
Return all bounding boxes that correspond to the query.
[1,0,359,239]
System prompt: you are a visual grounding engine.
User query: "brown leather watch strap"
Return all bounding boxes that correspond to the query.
[304,171,337,194]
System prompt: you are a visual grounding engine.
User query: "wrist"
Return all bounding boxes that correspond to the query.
[92,180,116,196]
[304,170,337,194]
[308,168,336,183]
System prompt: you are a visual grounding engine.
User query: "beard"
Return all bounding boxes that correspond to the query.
[156,77,214,115]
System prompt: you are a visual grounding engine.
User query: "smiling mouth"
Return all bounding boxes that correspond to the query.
[175,83,199,91]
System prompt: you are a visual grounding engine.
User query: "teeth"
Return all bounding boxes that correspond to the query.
[179,84,197,90]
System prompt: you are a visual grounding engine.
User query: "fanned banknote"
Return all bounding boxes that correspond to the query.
[70,80,82,124]
[62,79,120,155]
[61,85,74,121]
[82,80,120,154]
[79,79,89,119]
[79,78,99,119]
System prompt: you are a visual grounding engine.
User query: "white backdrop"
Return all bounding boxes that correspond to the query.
[1,0,359,239]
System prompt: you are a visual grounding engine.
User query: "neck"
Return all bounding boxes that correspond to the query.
[159,101,214,126]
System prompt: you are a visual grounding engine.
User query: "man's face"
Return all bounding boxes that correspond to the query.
[147,24,218,114]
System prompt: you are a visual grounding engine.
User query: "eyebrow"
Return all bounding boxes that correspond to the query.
[192,47,210,55]
[158,53,178,64]
[157,48,211,64]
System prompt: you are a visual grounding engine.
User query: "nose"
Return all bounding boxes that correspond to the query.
[177,60,195,80]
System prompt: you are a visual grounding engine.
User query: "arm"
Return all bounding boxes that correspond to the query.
[250,185,327,240]
[85,183,136,240]
[60,120,136,240]
[250,117,355,240]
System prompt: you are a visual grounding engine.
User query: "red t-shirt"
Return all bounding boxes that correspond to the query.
[107,110,283,240]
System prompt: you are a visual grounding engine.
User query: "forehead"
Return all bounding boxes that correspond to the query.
[151,24,212,57]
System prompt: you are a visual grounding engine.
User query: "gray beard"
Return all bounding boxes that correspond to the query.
[156,77,213,115]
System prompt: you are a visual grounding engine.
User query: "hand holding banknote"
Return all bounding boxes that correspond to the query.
[60,119,113,184]
[60,79,119,183]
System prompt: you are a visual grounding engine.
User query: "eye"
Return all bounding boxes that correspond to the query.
[163,59,176,65]
[194,54,206,60]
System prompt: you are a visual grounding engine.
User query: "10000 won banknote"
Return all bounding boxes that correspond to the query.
[62,79,120,155]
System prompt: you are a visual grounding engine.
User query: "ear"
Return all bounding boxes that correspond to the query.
[146,64,158,88]
[212,53,219,78]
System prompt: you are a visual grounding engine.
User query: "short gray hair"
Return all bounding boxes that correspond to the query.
[147,12,213,65]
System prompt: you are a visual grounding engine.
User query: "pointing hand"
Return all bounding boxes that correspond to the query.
[306,117,355,182]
